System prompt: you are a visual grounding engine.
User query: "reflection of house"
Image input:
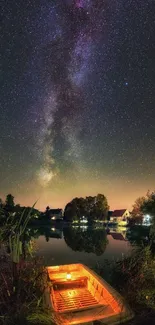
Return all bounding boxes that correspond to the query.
[110,209,130,223]
[50,228,63,238]
[110,232,126,241]
[48,209,63,221]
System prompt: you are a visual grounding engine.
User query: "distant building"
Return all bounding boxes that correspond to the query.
[110,209,130,223]
[48,209,63,221]
[107,211,113,220]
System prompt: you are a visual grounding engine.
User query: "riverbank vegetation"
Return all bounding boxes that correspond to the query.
[0,190,155,324]
[97,244,155,325]
[131,191,155,226]
[0,206,60,325]
[98,189,155,325]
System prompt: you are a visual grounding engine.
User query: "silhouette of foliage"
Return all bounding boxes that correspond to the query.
[64,194,109,223]
[63,226,108,256]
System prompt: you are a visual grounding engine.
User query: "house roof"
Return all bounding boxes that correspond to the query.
[110,232,126,241]
[112,209,127,217]
[49,209,62,214]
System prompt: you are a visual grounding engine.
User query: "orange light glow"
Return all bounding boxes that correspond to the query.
[68,291,75,297]
[46,264,133,325]
[66,272,71,280]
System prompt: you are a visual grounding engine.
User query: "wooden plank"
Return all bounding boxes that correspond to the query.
[53,288,99,312]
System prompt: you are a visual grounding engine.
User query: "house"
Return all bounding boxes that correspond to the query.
[110,209,130,223]
[107,211,113,220]
[48,209,63,221]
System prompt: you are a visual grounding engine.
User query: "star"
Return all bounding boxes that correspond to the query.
[0,0,155,211]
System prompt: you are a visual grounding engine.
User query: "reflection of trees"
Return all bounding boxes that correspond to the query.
[126,226,150,246]
[63,227,108,256]
[26,226,63,242]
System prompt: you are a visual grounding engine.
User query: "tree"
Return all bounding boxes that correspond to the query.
[64,199,84,222]
[44,206,51,221]
[132,191,155,246]
[45,206,50,213]
[141,191,155,243]
[0,198,3,209]
[5,194,15,211]
[95,194,109,220]
[64,194,109,223]
[85,194,109,222]
[85,196,95,213]
[131,196,146,224]
[72,197,86,220]
[142,191,155,217]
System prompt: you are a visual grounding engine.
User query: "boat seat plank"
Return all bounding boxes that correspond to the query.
[52,288,102,313]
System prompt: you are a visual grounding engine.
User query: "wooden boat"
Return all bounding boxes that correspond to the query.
[45,263,133,325]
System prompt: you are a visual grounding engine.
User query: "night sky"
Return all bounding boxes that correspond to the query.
[1,0,155,210]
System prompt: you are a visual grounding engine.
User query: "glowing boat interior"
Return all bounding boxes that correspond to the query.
[45,263,133,325]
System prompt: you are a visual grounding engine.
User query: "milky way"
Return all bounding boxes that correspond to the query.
[37,0,99,186]
[1,0,155,209]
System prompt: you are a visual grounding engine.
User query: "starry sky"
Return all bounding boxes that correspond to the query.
[1,0,155,211]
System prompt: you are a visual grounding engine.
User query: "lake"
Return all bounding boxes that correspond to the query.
[34,225,134,269]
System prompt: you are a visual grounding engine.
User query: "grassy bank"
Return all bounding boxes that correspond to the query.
[0,243,64,325]
[96,245,155,325]
[0,206,61,325]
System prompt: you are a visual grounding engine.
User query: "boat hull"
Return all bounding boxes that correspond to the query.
[45,263,134,325]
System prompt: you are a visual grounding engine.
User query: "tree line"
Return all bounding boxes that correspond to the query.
[131,191,155,222]
[1,190,155,228]
[64,194,109,223]
[0,194,40,224]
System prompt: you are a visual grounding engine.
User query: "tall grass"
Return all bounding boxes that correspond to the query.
[96,244,155,325]
[0,205,60,325]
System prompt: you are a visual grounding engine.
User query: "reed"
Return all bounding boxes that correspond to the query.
[0,205,60,325]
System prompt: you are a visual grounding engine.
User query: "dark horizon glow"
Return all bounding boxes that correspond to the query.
[1,0,155,211]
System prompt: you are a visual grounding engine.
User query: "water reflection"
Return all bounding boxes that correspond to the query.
[33,225,133,267]
[28,225,63,241]
[28,224,133,247]
[63,226,108,256]
[126,226,150,246]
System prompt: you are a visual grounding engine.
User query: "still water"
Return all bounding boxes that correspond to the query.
[34,225,133,268]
